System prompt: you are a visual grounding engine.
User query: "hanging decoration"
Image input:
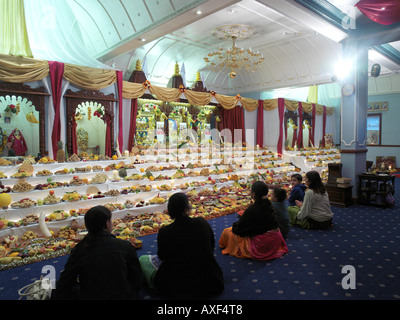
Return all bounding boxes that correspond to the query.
[204,25,264,78]
[5,103,20,115]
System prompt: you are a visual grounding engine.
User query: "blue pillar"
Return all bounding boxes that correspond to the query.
[339,38,369,197]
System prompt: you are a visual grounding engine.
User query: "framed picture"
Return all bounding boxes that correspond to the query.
[366,113,381,145]
[380,101,388,111]
[367,101,389,112]
[376,156,396,170]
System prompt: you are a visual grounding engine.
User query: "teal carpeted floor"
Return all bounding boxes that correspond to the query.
[1,178,399,300]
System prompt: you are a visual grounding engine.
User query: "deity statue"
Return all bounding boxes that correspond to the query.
[7,129,28,156]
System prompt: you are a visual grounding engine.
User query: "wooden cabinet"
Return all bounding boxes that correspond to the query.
[325,184,353,207]
[358,174,395,207]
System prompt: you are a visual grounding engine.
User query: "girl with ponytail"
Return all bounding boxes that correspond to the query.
[219,181,288,260]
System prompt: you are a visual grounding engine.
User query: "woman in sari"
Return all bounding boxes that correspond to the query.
[139,192,224,300]
[219,181,288,261]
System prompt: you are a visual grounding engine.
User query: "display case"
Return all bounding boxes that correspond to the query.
[358,173,395,207]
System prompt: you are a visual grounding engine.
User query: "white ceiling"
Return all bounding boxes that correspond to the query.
[69,0,400,95]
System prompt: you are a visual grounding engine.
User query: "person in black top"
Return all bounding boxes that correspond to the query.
[53,205,143,300]
[139,192,224,300]
[232,181,279,237]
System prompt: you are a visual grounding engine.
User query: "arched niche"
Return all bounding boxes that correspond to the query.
[0,82,48,156]
[65,89,116,157]
[284,110,298,149]
[302,112,313,148]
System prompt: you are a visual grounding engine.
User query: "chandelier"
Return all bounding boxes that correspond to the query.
[203,25,264,78]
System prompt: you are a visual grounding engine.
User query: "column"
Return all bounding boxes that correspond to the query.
[339,37,369,197]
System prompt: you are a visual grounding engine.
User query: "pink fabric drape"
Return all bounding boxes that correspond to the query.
[219,105,245,144]
[127,98,138,151]
[256,100,264,147]
[249,230,289,261]
[310,103,316,147]
[355,0,400,25]
[277,98,285,155]
[322,105,327,147]
[48,61,64,158]
[116,71,124,153]
[297,102,304,149]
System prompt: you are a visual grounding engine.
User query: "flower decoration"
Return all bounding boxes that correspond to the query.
[179,85,186,93]
[235,94,241,100]
[5,103,20,115]
[93,107,104,118]
[87,107,91,120]
[143,80,151,89]
[210,91,216,97]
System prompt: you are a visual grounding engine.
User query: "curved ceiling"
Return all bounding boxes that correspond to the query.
[65,0,400,95]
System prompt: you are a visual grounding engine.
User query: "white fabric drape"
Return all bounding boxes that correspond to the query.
[23,0,113,70]
[243,106,335,151]
[244,109,257,147]
[41,76,69,159]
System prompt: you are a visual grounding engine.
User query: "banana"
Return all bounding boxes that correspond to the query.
[26,112,39,123]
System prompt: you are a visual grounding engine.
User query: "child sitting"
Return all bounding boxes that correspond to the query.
[288,174,307,206]
[271,188,290,239]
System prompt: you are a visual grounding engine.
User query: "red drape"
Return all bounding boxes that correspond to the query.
[256,100,264,147]
[310,103,316,147]
[48,61,64,158]
[71,119,78,155]
[219,105,245,144]
[322,106,327,147]
[116,71,124,153]
[297,102,303,149]
[277,98,285,155]
[355,0,400,25]
[127,98,138,151]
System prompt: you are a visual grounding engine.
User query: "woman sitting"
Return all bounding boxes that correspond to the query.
[219,181,288,261]
[289,170,333,229]
[139,192,224,300]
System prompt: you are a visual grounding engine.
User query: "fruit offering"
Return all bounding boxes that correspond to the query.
[47,210,70,221]
[12,181,34,193]
[38,156,55,164]
[37,169,53,176]
[43,190,61,205]
[90,173,108,184]
[10,198,37,209]
[62,191,82,202]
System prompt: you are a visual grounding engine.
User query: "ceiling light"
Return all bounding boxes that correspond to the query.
[227,7,239,14]
[139,38,146,42]
[196,10,202,15]
[203,25,264,78]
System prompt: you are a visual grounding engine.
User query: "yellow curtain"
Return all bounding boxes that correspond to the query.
[307,85,318,104]
[214,93,239,110]
[241,97,258,112]
[0,53,48,82]
[64,64,117,90]
[284,99,299,112]
[148,85,182,102]
[183,89,212,106]
[0,0,32,57]
[122,81,146,99]
[263,99,279,111]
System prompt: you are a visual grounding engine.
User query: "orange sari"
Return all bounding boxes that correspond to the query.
[219,227,252,259]
[219,227,288,260]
